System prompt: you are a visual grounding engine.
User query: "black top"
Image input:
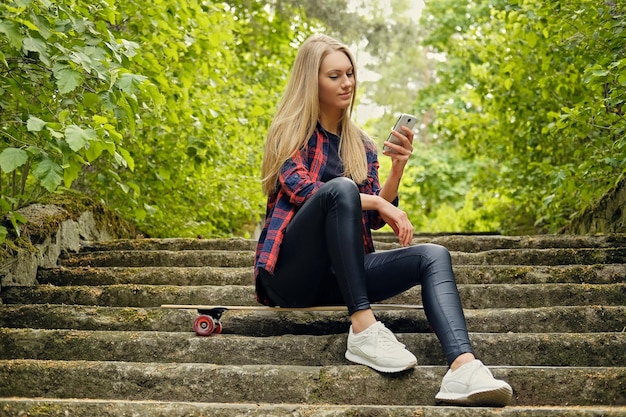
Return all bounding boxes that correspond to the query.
[319,127,344,182]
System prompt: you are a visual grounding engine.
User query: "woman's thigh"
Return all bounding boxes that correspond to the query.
[259,178,361,307]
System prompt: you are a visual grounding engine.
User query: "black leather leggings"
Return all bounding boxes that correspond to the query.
[258,177,473,364]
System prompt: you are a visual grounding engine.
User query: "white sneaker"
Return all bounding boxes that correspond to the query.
[345,321,417,373]
[435,359,513,406]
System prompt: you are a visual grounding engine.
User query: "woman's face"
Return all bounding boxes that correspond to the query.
[318,50,354,114]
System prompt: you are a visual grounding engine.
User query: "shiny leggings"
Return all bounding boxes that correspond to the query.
[258,177,473,365]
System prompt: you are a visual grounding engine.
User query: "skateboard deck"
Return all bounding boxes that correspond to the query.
[161,303,423,336]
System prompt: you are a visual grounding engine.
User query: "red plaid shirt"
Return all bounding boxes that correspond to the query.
[255,125,396,287]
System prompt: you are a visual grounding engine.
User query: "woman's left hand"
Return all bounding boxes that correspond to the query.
[382,125,414,166]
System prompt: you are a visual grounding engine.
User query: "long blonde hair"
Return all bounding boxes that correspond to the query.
[261,34,372,195]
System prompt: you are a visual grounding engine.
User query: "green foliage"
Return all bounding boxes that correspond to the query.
[0,0,312,240]
[4,0,622,240]
[418,0,626,233]
[0,0,149,242]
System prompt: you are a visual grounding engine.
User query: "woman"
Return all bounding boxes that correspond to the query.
[254,34,513,407]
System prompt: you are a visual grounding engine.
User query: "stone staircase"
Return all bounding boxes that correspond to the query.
[0,233,625,416]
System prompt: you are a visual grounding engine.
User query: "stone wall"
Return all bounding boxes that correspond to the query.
[0,203,139,292]
[562,176,626,234]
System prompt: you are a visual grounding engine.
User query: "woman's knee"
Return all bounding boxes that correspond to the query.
[412,243,454,279]
[325,177,359,195]
[320,177,360,208]
[420,243,452,262]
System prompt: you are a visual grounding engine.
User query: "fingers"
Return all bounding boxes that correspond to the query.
[398,220,414,246]
[384,127,414,156]
[393,212,414,246]
[379,201,414,246]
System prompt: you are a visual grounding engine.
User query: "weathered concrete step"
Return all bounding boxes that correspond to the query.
[452,247,626,266]
[3,283,625,309]
[408,233,626,252]
[0,360,624,406]
[1,399,625,417]
[58,250,254,268]
[56,247,626,268]
[80,233,626,253]
[37,266,253,286]
[36,264,626,287]
[1,305,623,334]
[1,328,624,367]
[453,264,626,285]
[79,237,257,252]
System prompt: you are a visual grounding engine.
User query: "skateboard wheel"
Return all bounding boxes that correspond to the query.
[213,321,223,334]
[193,314,215,336]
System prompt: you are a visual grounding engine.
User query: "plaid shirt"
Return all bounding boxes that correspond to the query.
[255,125,396,285]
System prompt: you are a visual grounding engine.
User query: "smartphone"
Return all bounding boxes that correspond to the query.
[383,113,417,153]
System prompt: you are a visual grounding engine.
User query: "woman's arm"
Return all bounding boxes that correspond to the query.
[379,125,414,203]
[361,193,414,246]
[278,132,326,206]
[361,125,415,246]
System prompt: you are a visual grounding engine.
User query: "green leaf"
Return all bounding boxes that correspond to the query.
[63,160,83,188]
[0,226,7,244]
[55,68,83,94]
[22,36,47,55]
[26,116,46,132]
[117,147,135,171]
[7,211,25,238]
[65,125,97,152]
[525,31,538,48]
[0,148,28,173]
[85,140,104,162]
[33,158,63,192]
[0,21,23,50]
[83,92,101,109]
[115,73,148,94]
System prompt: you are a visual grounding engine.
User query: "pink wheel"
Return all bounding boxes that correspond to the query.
[213,321,223,334]
[193,315,215,336]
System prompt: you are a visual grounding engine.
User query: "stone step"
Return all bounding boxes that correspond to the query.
[78,234,626,253]
[1,305,623,334]
[37,266,254,286]
[2,399,625,417]
[453,247,626,266]
[36,264,626,286]
[409,233,626,251]
[57,247,626,268]
[58,249,255,268]
[3,283,625,309]
[1,328,624,367]
[78,237,258,252]
[0,360,624,406]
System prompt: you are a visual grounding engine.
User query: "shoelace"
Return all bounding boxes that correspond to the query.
[376,325,406,351]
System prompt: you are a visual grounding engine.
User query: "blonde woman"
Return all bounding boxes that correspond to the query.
[255,34,512,407]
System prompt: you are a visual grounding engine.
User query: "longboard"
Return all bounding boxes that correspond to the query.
[161,303,423,336]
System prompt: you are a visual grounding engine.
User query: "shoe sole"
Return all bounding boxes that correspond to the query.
[435,386,513,407]
[345,351,417,373]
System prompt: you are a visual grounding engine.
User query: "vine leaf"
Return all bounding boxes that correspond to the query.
[27,116,46,132]
[33,159,63,192]
[0,148,29,173]
[65,125,97,152]
[55,68,83,94]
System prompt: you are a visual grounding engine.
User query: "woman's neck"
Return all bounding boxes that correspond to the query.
[318,111,342,135]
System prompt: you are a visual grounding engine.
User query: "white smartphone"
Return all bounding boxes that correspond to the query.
[383,113,417,153]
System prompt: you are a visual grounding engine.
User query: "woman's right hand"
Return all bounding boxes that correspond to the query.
[378,199,414,247]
